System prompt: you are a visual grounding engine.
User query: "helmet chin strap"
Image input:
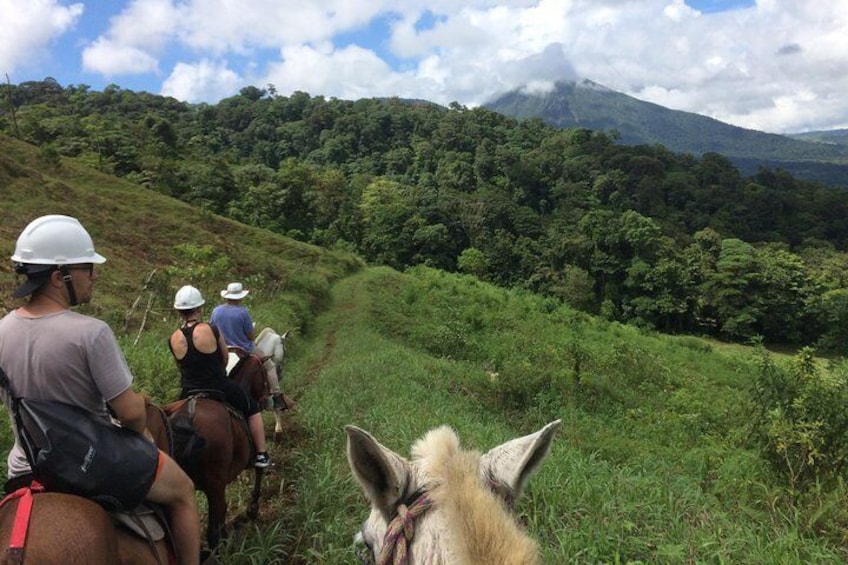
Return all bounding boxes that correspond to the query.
[58,266,79,307]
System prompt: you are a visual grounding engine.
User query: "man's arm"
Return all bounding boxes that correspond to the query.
[108,388,151,438]
[243,310,255,341]
[215,325,230,364]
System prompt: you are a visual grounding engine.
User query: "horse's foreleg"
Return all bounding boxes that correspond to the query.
[273,411,283,443]
[248,467,264,519]
[205,485,228,550]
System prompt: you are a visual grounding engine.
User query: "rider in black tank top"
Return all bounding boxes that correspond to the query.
[168,323,259,417]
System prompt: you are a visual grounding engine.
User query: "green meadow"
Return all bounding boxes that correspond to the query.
[3,134,848,563]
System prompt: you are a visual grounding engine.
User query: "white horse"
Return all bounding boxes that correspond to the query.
[255,326,287,367]
[227,327,290,442]
[346,419,561,565]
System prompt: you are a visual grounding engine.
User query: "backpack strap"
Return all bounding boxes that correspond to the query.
[0,366,38,469]
[0,365,15,398]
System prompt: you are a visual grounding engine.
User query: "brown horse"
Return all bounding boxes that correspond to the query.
[0,488,172,564]
[146,357,268,550]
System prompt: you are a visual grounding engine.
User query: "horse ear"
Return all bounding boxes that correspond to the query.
[345,425,411,519]
[479,419,561,501]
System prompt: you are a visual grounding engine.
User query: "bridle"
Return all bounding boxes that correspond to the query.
[356,479,514,565]
[357,487,432,565]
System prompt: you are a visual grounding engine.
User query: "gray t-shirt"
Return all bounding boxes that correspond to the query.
[0,309,133,477]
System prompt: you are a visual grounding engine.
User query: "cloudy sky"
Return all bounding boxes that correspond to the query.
[1,0,846,134]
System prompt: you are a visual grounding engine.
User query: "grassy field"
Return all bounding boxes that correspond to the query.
[3,133,848,563]
[271,266,848,564]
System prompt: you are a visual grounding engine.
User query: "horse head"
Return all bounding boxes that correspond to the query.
[346,420,560,565]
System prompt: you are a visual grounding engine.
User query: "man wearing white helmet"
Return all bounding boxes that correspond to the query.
[169,285,270,468]
[0,215,200,565]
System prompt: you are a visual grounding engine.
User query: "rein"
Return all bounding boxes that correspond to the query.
[147,400,175,458]
[376,488,433,565]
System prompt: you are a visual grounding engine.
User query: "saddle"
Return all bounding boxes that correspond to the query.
[0,481,170,563]
[167,392,255,468]
[112,503,167,541]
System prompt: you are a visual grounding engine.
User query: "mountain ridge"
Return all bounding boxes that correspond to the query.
[484,79,848,187]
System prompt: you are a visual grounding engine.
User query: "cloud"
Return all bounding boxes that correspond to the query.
[11,0,848,133]
[80,0,178,76]
[263,43,403,101]
[0,0,83,73]
[160,59,242,102]
[175,0,391,53]
[82,38,159,75]
[105,0,178,49]
[776,43,802,56]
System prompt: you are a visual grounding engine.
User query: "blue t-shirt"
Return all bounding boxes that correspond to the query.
[210,304,254,352]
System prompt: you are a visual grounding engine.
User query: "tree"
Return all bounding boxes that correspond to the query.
[701,238,761,340]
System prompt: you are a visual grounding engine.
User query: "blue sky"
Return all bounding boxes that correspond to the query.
[2,0,846,134]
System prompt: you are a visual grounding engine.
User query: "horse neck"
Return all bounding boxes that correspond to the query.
[255,329,282,360]
[254,328,273,350]
[230,356,266,399]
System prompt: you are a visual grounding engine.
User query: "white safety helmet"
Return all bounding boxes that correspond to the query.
[174,285,205,310]
[12,215,106,267]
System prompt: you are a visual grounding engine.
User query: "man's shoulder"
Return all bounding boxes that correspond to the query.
[63,313,117,343]
[64,310,109,328]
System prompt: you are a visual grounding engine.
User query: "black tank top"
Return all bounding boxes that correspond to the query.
[169,323,227,390]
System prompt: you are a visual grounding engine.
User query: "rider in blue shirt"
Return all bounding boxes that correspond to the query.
[210,282,286,409]
[210,283,255,353]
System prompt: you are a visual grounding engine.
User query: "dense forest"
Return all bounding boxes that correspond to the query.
[4,78,848,351]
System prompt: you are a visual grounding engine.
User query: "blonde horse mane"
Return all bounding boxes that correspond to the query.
[255,326,275,343]
[412,427,541,565]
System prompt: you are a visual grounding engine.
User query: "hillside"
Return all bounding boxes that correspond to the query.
[5,82,848,351]
[0,134,363,318]
[4,135,848,562]
[484,79,848,187]
[791,128,848,147]
[0,134,365,561]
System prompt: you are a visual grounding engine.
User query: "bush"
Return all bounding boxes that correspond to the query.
[750,347,848,492]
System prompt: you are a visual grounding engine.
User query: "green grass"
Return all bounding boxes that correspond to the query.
[274,267,848,563]
[3,133,848,563]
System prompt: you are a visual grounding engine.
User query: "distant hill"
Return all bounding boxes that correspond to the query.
[789,128,848,147]
[484,80,848,187]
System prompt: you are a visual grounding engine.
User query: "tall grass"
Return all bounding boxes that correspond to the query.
[3,262,847,563]
[276,266,848,563]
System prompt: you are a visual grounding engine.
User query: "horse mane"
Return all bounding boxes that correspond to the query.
[413,427,541,565]
[255,327,274,341]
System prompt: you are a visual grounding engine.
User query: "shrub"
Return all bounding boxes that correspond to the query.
[750,347,848,492]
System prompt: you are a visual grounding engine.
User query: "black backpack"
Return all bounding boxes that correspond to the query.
[0,365,159,511]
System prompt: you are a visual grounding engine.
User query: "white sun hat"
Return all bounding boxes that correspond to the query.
[221,282,249,300]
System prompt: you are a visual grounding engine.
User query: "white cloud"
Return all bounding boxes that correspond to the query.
[102,0,179,50]
[160,59,242,102]
[0,0,83,73]
[263,43,406,101]
[175,0,393,53]
[82,38,158,75]
[80,0,178,76]
[53,0,848,132]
